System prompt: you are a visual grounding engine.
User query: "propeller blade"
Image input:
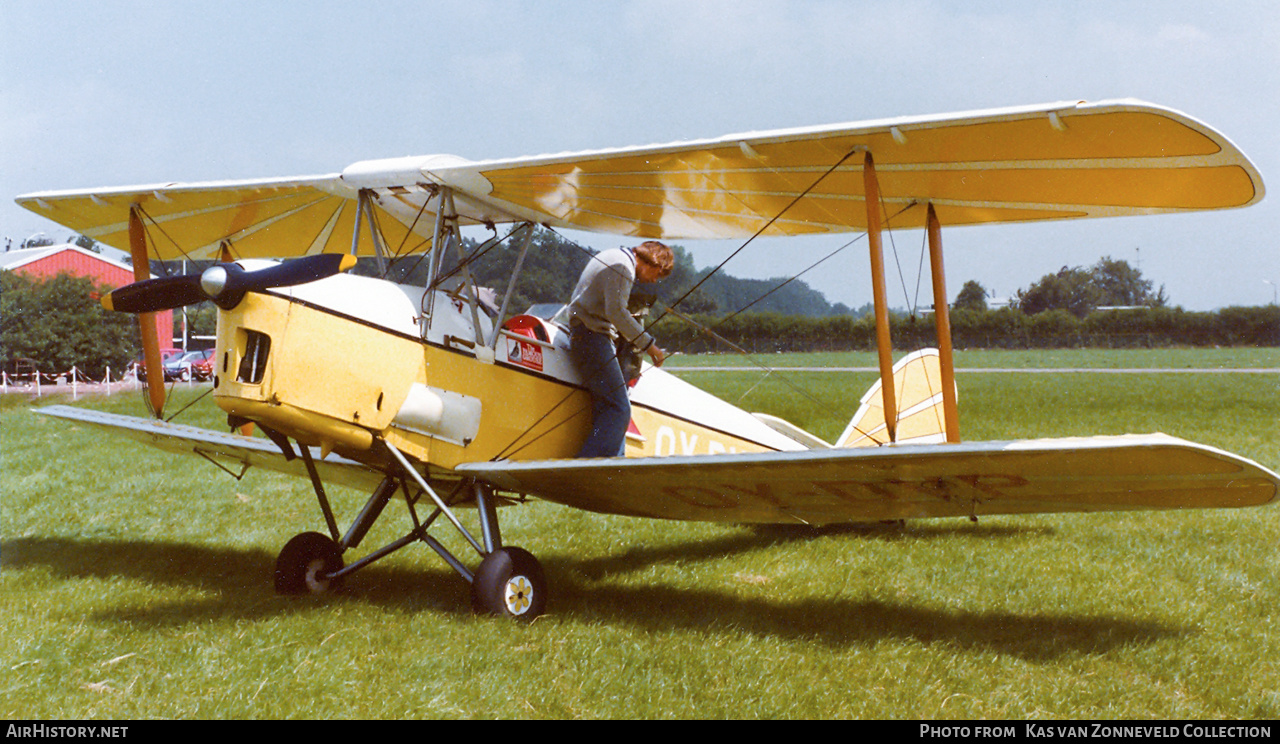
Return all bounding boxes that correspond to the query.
[247,253,359,290]
[202,254,357,309]
[101,275,204,313]
[101,254,359,313]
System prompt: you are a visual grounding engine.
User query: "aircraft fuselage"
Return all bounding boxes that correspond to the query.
[208,272,805,476]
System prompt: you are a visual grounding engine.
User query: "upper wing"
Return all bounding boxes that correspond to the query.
[445,99,1264,239]
[16,174,443,262]
[17,100,1263,259]
[457,434,1280,526]
[35,405,384,494]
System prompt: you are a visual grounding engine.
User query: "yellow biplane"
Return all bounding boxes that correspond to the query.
[19,99,1277,619]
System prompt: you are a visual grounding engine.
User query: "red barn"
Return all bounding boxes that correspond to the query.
[1,243,174,345]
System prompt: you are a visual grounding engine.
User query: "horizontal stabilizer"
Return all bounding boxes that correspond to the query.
[751,412,833,450]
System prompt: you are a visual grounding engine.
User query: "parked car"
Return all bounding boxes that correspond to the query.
[190,348,216,381]
[135,348,183,381]
[163,349,215,382]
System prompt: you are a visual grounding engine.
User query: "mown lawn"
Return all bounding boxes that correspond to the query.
[2,349,1277,719]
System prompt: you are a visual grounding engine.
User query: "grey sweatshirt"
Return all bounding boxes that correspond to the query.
[566,247,654,351]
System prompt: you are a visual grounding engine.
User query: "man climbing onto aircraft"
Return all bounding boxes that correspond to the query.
[567,240,674,457]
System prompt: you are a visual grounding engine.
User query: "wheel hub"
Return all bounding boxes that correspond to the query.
[504,575,534,615]
[304,558,332,594]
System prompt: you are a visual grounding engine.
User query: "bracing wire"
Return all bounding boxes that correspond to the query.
[390,192,435,258]
[137,207,202,274]
[658,145,865,317]
[715,233,868,322]
[491,147,911,459]
[368,197,442,280]
[164,384,214,423]
[913,228,928,315]
[882,201,930,318]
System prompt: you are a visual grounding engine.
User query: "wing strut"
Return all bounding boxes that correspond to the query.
[129,207,167,417]
[863,153,897,442]
[353,189,389,275]
[926,204,960,442]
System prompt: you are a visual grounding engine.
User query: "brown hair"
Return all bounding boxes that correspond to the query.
[634,241,674,277]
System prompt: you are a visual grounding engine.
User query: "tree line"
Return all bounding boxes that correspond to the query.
[648,304,1280,355]
[962,256,1169,317]
[649,255,1277,353]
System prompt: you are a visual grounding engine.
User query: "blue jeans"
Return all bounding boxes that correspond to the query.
[569,323,629,458]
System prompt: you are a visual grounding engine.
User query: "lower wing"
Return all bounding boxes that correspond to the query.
[35,405,384,494]
[459,434,1279,526]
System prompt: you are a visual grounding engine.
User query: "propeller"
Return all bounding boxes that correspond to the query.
[102,254,358,313]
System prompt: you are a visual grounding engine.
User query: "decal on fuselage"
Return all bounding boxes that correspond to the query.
[506,338,544,372]
[651,424,741,457]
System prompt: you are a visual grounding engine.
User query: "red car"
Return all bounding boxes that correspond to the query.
[191,348,217,381]
[163,348,216,382]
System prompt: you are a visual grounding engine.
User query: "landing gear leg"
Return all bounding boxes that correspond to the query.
[382,442,548,620]
[469,482,546,619]
[273,437,547,619]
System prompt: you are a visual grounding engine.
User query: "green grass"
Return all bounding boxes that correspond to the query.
[3,350,1279,719]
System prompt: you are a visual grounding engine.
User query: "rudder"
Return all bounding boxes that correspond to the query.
[836,349,955,447]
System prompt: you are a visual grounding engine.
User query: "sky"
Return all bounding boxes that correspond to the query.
[3,0,1277,311]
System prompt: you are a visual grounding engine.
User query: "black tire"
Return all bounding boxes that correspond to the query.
[274,531,344,595]
[471,547,546,619]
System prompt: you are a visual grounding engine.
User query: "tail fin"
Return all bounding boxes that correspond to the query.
[836,349,955,447]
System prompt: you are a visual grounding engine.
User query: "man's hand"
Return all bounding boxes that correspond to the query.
[647,344,668,367]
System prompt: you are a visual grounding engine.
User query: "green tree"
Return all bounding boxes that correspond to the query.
[468,228,593,312]
[1091,256,1165,307]
[1016,257,1166,318]
[1016,266,1100,317]
[178,302,218,341]
[953,280,988,311]
[1,272,138,379]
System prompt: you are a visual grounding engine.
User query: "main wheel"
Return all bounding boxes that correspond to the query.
[274,531,344,595]
[471,547,546,619]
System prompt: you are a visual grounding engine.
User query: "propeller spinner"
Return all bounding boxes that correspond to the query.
[102,254,358,313]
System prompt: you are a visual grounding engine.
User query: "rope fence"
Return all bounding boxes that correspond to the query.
[0,363,204,399]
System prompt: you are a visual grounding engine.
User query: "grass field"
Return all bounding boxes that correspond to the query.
[3,348,1278,719]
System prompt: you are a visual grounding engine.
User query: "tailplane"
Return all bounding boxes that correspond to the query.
[837,349,954,447]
